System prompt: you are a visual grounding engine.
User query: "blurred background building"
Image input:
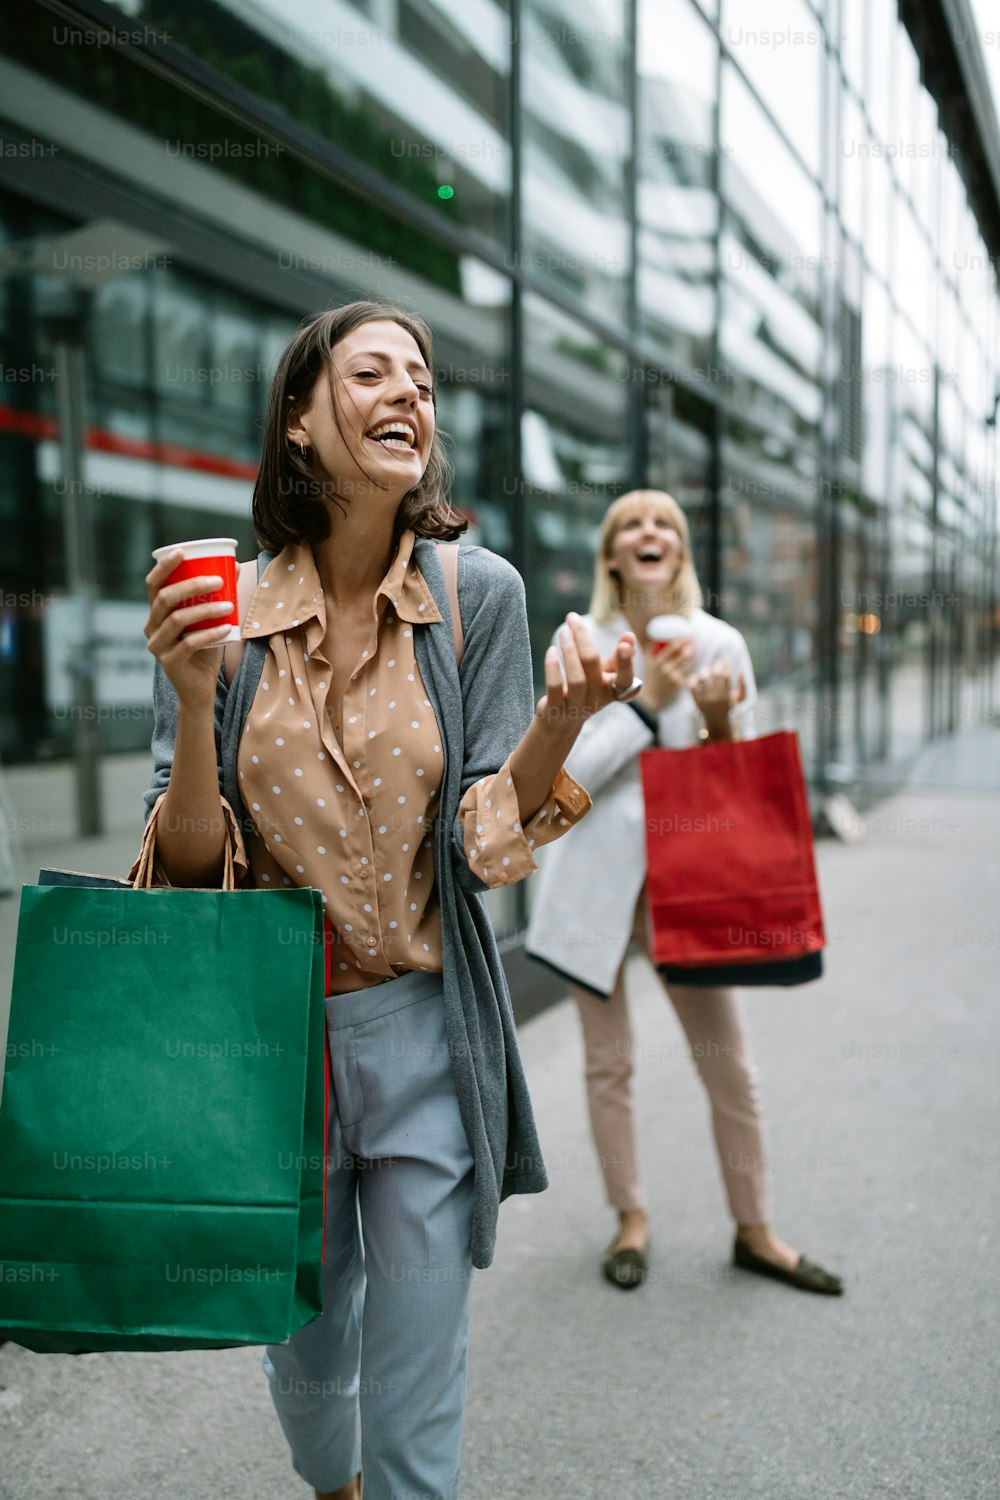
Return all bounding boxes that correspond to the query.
[0,0,997,800]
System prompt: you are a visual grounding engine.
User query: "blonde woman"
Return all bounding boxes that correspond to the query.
[526,490,842,1295]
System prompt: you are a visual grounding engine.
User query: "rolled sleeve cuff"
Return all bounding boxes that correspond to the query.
[461,761,591,889]
[127,792,250,886]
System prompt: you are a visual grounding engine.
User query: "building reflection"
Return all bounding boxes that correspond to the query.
[0,0,996,814]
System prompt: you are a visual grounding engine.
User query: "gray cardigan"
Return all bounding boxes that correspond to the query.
[143,539,547,1269]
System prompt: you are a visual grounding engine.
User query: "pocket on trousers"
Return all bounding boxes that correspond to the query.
[326,1020,365,1128]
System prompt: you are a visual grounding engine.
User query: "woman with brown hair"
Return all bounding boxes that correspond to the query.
[136,302,641,1499]
[526,489,843,1296]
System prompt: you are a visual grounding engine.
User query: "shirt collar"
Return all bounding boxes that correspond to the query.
[242,528,442,640]
[241,540,322,639]
[379,530,444,625]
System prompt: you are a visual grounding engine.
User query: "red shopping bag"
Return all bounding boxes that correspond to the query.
[640,731,825,984]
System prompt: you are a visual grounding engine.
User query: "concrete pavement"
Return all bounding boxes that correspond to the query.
[1,732,999,1499]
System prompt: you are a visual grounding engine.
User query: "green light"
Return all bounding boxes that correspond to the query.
[437,184,455,200]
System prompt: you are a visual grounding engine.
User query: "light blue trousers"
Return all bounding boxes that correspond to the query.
[264,969,476,1499]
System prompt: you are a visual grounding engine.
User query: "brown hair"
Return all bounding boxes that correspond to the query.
[590,489,703,624]
[252,300,466,551]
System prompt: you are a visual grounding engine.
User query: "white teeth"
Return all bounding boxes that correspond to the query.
[368,422,414,445]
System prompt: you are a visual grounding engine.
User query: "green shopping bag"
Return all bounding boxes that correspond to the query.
[0,859,327,1353]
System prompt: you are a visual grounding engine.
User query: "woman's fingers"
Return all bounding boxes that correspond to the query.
[660,638,690,660]
[144,550,183,605]
[557,623,585,694]
[550,617,638,721]
[145,552,223,621]
[602,632,636,693]
[543,644,565,698]
[691,656,735,708]
[564,613,612,694]
[146,610,232,661]
[535,645,564,723]
[144,574,227,637]
[146,598,234,651]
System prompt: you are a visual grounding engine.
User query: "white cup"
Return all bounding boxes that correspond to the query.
[646,613,692,654]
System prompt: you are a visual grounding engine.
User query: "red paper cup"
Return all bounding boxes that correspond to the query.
[151,537,240,646]
[647,613,691,655]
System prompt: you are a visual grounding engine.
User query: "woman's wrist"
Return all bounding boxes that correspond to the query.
[511,714,579,825]
[175,687,219,720]
[700,712,735,743]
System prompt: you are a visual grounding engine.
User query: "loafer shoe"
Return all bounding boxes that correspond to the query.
[602,1243,649,1290]
[733,1237,843,1295]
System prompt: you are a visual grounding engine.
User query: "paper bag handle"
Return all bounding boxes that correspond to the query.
[132,815,237,892]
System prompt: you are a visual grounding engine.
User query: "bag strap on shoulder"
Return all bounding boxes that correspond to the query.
[225,545,464,685]
[436,542,464,669]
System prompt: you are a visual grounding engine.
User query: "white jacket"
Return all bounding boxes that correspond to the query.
[524,609,757,996]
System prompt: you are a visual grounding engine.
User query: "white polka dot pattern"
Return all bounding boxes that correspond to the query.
[236,530,452,994]
[151,528,595,997]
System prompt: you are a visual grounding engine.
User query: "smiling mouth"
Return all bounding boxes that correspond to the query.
[365,422,418,453]
[636,550,665,563]
[367,436,418,453]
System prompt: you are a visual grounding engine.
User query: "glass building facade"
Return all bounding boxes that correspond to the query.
[1,0,998,802]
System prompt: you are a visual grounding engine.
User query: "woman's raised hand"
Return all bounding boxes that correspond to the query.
[143,550,234,709]
[689,655,746,736]
[636,638,694,713]
[536,613,638,734]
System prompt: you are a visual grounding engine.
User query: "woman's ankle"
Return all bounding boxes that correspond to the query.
[612,1208,649,1250]
[315,1473,361,1500]
[619,1207,647,1226]
[735,1223,798,1270]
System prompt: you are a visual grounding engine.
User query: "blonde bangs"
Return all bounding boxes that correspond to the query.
[590,489,703,624]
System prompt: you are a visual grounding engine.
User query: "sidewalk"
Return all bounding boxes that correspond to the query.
[2,731,999,1498]
[0,754,154,1046]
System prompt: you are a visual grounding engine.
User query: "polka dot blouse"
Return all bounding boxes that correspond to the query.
[158,529,588,994]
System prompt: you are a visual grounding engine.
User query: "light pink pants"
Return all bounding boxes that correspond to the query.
[571,895,772,1226]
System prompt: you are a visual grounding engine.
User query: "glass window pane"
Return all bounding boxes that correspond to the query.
[864,144,893,281]
[637,0,718,379]
[893,196,933,337]
[719,487,820,706]
[91,273,150,388]
[893,19,920,203]
[645,379,715,589]
[867,0,895,149]
[522,0,630,320]
[720,66,824,461]
[722,0,823,176]
[150,270,210,401]
[721,63,822,265]
[522,294,631,674]
[841,0,866,98]
[840,91,866,245]
[49,0,510,272]
[211,299,260,416]
[913,89,940,238]
[861,273,891,504]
